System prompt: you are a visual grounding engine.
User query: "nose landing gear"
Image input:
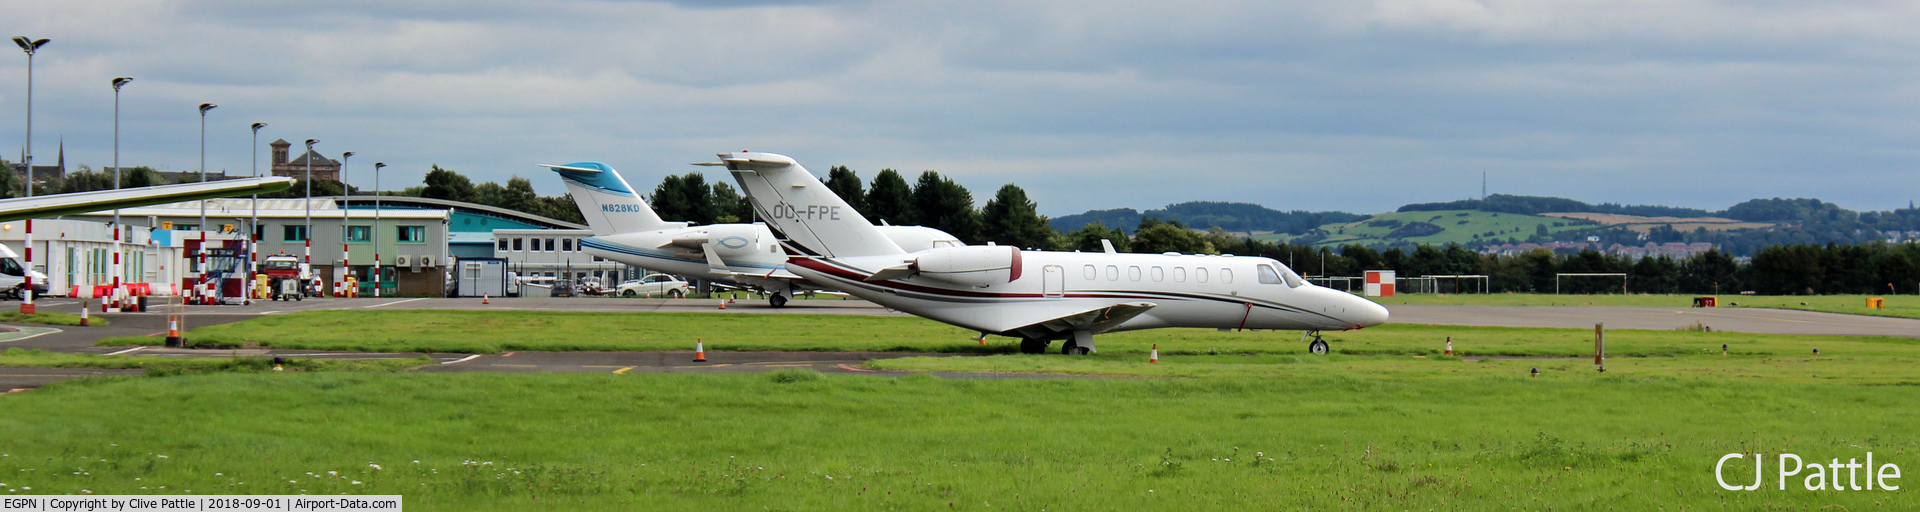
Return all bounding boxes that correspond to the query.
[1304,330,1329,355]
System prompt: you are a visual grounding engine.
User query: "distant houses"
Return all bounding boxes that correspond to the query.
[1479,241,1718,259]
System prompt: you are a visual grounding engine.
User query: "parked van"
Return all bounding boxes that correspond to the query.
[0,245,50,300]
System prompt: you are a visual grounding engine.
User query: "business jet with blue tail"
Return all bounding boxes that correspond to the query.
[542,161,960,307]
[710,152,1388,354]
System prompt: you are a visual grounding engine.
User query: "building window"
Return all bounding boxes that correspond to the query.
[545,238,556,251]
[253,225,265,242]
[497,238,509,251]
[512,237,523,251]
[283,225,307,242]
[398,226,426,243]
[562,238,572,252]
[345,225,371,243]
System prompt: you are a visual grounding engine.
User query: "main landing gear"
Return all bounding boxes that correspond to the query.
[1019,338,1051,354]
[769,293,789,308]
[1304,330,1329,355]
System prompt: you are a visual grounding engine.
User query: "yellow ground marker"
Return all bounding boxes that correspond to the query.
[612,366,634,375]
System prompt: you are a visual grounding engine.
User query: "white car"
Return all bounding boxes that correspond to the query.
[615,274,690,298]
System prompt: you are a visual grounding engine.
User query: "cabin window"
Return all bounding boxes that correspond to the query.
[1220,268,1233,283]
[1196,267,1209,283]
[1173,267,1186,282]
[1105,265,1119,281]
[1150,266,1164,282]
[1128,266,1141,281]
[1083,265,1096,280]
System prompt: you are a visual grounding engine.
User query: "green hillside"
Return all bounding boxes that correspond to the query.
[1250,209,1597,246]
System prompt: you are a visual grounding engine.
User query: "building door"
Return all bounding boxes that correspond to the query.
[1043,265,1065,298]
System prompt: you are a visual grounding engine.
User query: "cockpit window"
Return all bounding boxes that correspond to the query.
[1258,264,1283,284]
[1260,263,1305,288]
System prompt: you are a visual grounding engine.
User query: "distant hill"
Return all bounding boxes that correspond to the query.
[1049,201,1364,234]
[1398,194,1718,218]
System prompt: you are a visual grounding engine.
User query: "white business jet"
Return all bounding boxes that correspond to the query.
[543,161,961,307]
[712,152,1388,354]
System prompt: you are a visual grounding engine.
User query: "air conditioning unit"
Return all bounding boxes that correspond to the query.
[418,255,434,268]
[394,255,412,268]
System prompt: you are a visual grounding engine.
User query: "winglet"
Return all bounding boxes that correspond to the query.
[1101,239,1118,254]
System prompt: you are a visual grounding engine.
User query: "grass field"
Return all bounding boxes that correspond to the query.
[1371,293,1920,319]
[0,348,430,375]
[96,310,1916,361]
[0,370,1912,510]
[0,310,106,326]
[1252,209,1597,247]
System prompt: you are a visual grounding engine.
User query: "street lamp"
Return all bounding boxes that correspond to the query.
[14,36,49,314]
[304,139,317,274]
[198,103,217,230]
[373,162,385,298]
[340,151,353,296]
[111,77,132,290]
[250,122,266,282]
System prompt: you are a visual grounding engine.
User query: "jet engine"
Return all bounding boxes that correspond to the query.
[703,224,768,258]
[909,246,1022,287]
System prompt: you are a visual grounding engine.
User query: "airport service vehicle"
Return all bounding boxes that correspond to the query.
[0,244,48,300]
[260,254,306,301]
[544,162,962,308]
[717,152,1390,354]
[615,274,691,298]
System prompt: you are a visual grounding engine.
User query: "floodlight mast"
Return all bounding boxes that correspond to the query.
[250,122,267,283]
[14,36,48,314]
[198,103,217,230]
[373,162,386,298]
[112,77,133,289]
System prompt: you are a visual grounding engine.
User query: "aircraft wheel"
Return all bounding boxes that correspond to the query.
[1019,338,1048,354]
[770,294,789,308]
[1060,341,1089,355]
[1309,339,1329,355]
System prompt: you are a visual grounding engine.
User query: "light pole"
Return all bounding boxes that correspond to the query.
[197,103,217,231]
[373,162,385,298]
[340,151,353,296]
[14,36,49,314]
[112,77,132,291]
[250,122,266,284]
[303,139,317,293]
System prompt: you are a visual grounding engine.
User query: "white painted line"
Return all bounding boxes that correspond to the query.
[104,346,146,356]
[363,298,428,309]
[441,354,481,365]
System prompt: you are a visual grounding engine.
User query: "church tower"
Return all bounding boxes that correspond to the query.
[270,139,290,167]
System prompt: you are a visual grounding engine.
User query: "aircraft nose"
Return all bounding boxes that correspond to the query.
[1345,294,1389,328]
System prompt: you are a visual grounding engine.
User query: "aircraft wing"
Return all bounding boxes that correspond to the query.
[0,177,296,222]
[1003,302,1157,340]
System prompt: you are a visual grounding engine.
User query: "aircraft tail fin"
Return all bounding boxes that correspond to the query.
[541,162,667,236]
[712,152,904,258]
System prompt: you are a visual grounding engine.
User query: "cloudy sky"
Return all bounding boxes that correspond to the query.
[3,0,1918,216]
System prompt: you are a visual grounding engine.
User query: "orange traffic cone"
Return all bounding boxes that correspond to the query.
[165,316,183,347]
[694,339,707,362]
[1445,337,1453,356]
[718,300,726,310]
[1150,344,1159,363]
[482,294,490,305]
